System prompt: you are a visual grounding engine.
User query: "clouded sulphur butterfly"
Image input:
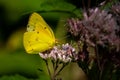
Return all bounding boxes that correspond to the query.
[23,12,55,54]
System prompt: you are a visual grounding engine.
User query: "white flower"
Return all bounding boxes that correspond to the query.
[39,43,78,63]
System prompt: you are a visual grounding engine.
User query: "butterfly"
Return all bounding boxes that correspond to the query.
[23,12,56,54]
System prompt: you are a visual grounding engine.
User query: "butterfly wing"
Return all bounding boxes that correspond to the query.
[23,12,55,54]
[27,12,55,39]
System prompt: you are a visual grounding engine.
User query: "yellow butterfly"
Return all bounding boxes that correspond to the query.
[23,12,56,54]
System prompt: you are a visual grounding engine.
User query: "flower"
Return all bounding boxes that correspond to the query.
[67,7,120,71]
[39,43,78,63]
[67,8,120,52]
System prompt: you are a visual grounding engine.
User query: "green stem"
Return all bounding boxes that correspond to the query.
[55,63,67,78]
[52,60,60,80]
[44,60,52,80]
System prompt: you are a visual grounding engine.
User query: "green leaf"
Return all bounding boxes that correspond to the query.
[0,74,34,80]
[0,51,49,79]
[39,1,76,11]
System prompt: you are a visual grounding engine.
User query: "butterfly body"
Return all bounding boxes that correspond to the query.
[23,12,55,54]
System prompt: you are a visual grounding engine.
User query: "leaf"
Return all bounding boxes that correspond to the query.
[0,74,34,80]
[39,1,76,11]
[0,52,48,79]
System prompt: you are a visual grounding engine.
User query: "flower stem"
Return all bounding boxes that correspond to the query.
[52,60,59,80]
[95,45,102,80]
[44,60,52,80]
[55,63,67,78]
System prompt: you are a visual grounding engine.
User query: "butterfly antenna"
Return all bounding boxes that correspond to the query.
[56,35,70,44]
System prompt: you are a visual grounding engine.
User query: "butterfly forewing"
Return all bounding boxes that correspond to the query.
[28,13,55,39]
